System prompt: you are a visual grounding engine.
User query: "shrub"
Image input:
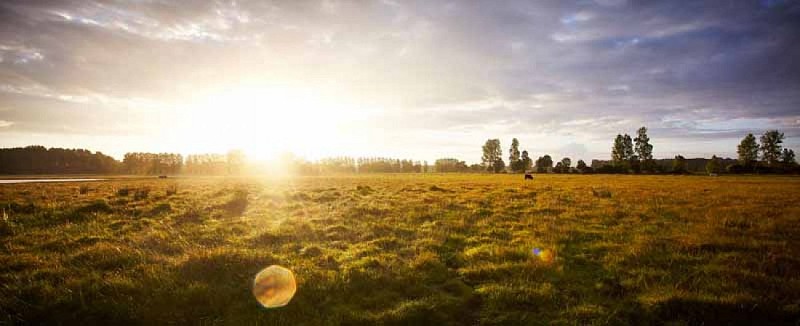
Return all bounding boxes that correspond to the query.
[78,185,90,194]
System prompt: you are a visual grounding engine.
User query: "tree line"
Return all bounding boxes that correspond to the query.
[479,138,589,174]
[283,156,430,175]
[728,130,796,173]
[1,129,796,175]
[0,146,118,174]
[0,146,247,175]
[479,127,797,174]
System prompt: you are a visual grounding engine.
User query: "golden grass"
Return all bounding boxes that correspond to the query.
[1,174,799,324]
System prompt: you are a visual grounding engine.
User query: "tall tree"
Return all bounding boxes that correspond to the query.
[737,133,759,168]
[634,126,654,171]
[481,139,503,173]
[623,134,635,161]
[509,138,520,168]
[760,130,784,166]
[611,134,625,166]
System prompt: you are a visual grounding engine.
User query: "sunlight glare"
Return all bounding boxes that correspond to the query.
[174,84,357,160]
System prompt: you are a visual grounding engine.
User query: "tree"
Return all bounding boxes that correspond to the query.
[706,155,723,174]
[493,158,506,173]
[611,134,634,172]
[623,134,635,161]
[576,159,587,172]
[782,148,796,165]
[634,126,654,171]
[481,139,503,173]
[554,162,564,173]
[560,157,571,173]
[520,150,533,172]
[0,146,120,174]
[611,134,626,166]
[535,155,553,173]
[672,155,687,174]
[737,133,759,168]
[629,155,641,174]
[760,130,784,166]
[508,138,521,172]
[435,158,468,172]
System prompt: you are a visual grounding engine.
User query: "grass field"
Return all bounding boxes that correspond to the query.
[1,174,799,325]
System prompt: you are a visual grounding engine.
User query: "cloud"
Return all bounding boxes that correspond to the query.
[0,0,799,161]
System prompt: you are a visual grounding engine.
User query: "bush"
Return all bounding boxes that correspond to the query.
[166,185,178,196]
[78,185,90,195]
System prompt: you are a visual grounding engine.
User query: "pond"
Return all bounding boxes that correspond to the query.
[0,178,105,184]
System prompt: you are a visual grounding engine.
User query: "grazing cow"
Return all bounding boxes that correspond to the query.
[524,173,534,180]
[158,175,168,179]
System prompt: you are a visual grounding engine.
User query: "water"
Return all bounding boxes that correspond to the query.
[0,178,105,184]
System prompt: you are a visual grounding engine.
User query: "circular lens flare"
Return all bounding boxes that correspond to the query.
[253,265,297,308]
[532,247,555,264]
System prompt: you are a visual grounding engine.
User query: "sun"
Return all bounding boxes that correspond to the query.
[172,84,354,160]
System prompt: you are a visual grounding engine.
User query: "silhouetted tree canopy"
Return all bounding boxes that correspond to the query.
[760,130,784,166]
[737,133,759,169]
[0,146,119,174]
[535,155,553,173]
[481,139,503,173]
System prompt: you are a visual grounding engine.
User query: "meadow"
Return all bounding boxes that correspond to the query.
[1,174,799,325]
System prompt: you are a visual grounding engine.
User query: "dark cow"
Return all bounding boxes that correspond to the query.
[524,173,534,180]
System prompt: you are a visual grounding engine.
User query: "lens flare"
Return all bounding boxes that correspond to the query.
[532,247,555,264]
[253,265,297,308]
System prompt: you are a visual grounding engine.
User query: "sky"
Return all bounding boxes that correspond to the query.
[0,0,799,164]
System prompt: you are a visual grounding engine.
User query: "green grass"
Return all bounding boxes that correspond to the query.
[1,174,799,325]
